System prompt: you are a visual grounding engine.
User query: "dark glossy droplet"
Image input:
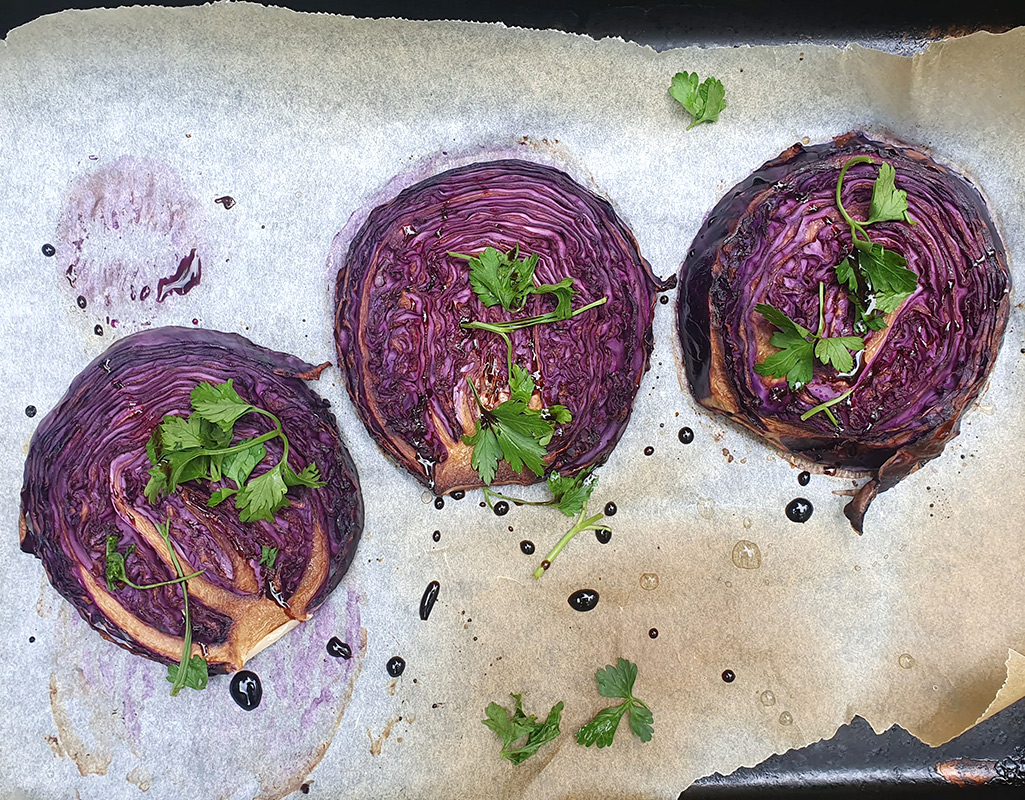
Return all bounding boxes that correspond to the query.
[28,636,36,643]
[798,471,811,486]
[595,528,612,545]
[41,243,56,257]
[25,405,37,418]
[678,427,694,444]
[722,669,736,683]
[643,446,655,456]
[93,324,103,336]
[659,295,669,305]
[300,784,311,795]
[432,530,441,542]
[568,589,599,612]
[230,670,262,710]
[451,490,465,500]
[519,540,535,555]
[214,195,236,209]
[386,656,406,677]
[434,496,445,510]
[419,580,440,621]
[648,628,659,639]
[493,501,509,517]
[326,637,351,659]
[603,502,617,516]
[76,295,87,309]
[785,498,814,523]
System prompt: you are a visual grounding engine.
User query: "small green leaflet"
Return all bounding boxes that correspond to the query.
[463,366,571,486]
[450,246,575,315]
[482,694,564,765]
[166,654,209,692]
[545,468,597,517]
[259,545,279,570]
[866,162,915,226]
[576,659,653,748]
[144,380,325,524]
[669,71,727,129]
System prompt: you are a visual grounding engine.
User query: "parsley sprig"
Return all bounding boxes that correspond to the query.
[482,694,564,765]
[755,281,865,423]
[834,158,918,331]
[450,246,574,314]
[259,545,279,570]
[576,659,653,748]
[104,533,204,592]
[669,71,727,129]
[144,380,325,524]
[463,365,571,486]
[457,246,604,485]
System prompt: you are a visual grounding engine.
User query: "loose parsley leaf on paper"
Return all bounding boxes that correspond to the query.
[143,379,325,524]
[482,694,564,765]
[577,659,653,748]
[669,71,727,129]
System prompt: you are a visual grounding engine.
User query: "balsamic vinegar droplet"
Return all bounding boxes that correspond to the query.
[797,471,811,486]
[643,445,655,456]
[419,580,440,621]
[678,427,694,444]
[451,490,465,500]
[433,497,445,510]
[568,589,599,612]
[94,324,104,336]
[326,637,352,659]
[493,501,509,517]
[41,243,56,257]
[785,498,813,523]
[648,628,659,639]
[721,669,736,683]
[230,670,263,710]
[659,295,669,305]
[432,530,441,542]
[25,405,37,418]
[595,529,612,544]
[519,540,535,555]
[603,502,617,516]
[386,656,406,677]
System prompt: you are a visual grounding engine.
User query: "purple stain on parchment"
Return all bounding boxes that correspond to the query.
[55,155,204,314]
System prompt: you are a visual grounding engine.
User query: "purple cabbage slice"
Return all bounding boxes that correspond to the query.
[20,327,363,673]
[677,132,1010,532]
[334,159,667,494]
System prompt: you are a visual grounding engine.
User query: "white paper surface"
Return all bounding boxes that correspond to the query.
[2,5,1025,798]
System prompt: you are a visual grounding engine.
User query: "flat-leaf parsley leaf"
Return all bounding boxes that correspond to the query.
[577,658,653,748]
[482,694,564,765]
[669,71,727,129]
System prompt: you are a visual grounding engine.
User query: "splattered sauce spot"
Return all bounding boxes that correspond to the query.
[55,156,204,311]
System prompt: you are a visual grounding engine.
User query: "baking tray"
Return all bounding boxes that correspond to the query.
[4,1,1025,797]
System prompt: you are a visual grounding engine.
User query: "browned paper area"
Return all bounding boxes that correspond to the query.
[1,6,1024,798]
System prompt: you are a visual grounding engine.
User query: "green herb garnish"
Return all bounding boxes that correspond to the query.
[155,517,208,696]
[483,466,597,517]
[754,282,865,424]
[104,533,204,592]
[259,545,279,570]
[834,158,918,330]
[669,71,727,129]
[576,658,653,748]
[462,365,571,486]
[450,246,574,314]
[482,694,564,765]
[532,494,610,579]
[144,380,325,524]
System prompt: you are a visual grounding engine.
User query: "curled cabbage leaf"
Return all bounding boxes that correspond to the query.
[334,159,666,494]
[677,132,1010,531]
[20,327,363,672]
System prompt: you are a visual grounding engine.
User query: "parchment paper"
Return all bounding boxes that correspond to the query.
[2,5,1024,798]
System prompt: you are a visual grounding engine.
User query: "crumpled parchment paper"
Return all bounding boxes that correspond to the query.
[1,5,1024,798]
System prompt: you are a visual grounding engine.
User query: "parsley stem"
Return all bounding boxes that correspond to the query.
[482,485,550,511]
[157,517,196,697]
[835,156,876,241]
[800,387,855,423]
[533,503,609,579]
[816,281,826,339]
[122,570,205,591]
